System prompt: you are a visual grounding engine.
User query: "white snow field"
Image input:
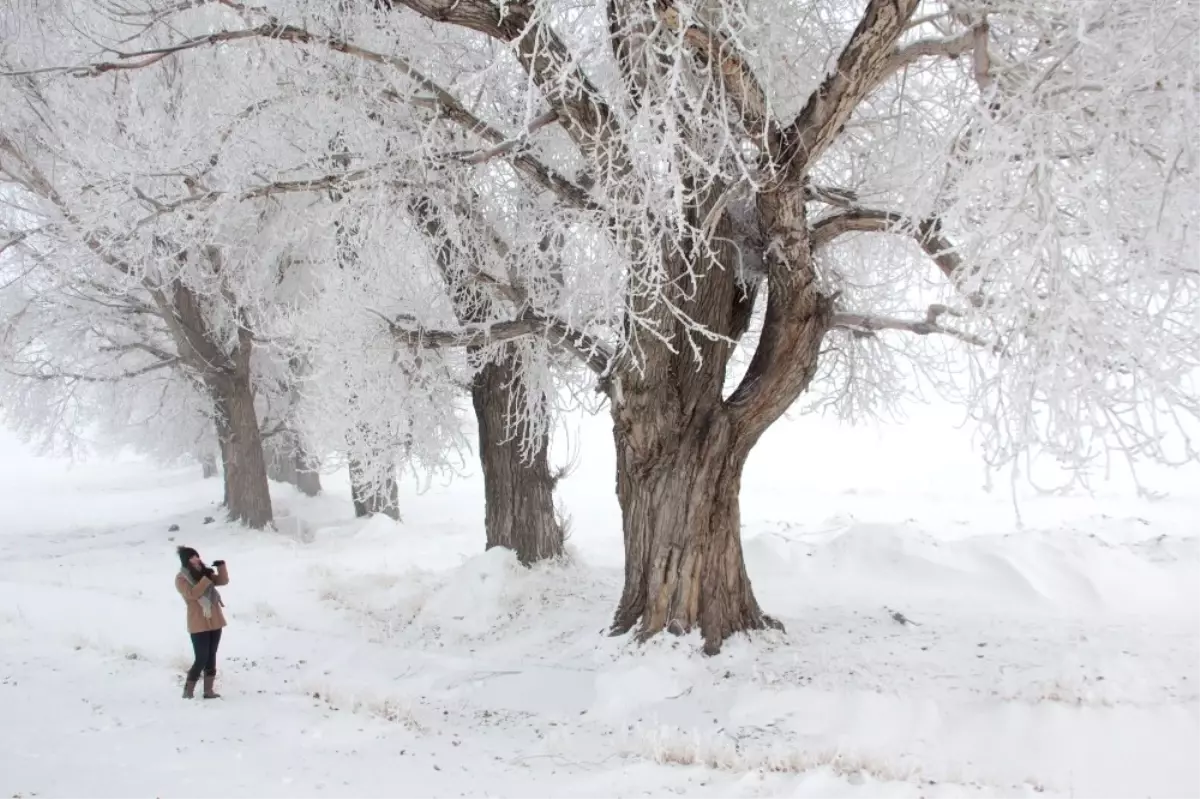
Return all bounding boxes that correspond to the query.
[1,409,1197,799]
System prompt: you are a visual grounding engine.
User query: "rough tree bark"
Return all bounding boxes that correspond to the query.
[602,176,830,654]
[210,370,273,528]
[607,224,828,653]
[472,352,564,564]
[410,196,564,565]
[610,406,766,651]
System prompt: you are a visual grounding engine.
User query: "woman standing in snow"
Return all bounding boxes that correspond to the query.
[175,546,229,700]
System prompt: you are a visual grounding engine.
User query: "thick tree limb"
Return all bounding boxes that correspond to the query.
[654,1,776,143]
[779,0,921,176]
[724,191,831,444]
[380,309,611,377]
[381,0,633,178]
[810,206,981,305]
[876,29,976,88]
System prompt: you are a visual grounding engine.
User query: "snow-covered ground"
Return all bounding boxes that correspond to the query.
[1,410,1197,798]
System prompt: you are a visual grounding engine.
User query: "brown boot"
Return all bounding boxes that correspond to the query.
[183,680,197,699]
[202,674,221,699]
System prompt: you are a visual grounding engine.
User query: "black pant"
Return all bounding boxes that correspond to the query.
[187,629,222,682]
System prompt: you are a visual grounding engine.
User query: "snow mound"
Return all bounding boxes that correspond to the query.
[350,512,404,544]
[744,521,1198,616]
[315,544,615,652]
[414,546,528,636]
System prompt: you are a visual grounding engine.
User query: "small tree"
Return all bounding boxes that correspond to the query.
[1,5,336,527]
[408,195,566,564]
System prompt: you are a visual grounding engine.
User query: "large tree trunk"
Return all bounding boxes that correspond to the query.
[610,402,774,655]
[605,181,827,655]
[408,195,564,564]
[472,353,564,565]
[211,373,273,529]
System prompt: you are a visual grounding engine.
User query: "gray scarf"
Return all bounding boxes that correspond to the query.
[180,568,223,619]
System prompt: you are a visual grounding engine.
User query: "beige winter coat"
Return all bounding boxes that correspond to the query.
[175,564,229,634]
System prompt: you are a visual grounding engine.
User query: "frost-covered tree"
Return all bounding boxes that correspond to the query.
[6,0,1196,651]
[0,259,217,465]
[345,0,1198,651]
[407,193,567,563]
[0,114,278,525]
[1,1,517,533]
[0,3,328,527]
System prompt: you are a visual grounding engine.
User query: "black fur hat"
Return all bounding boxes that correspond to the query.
[177,545,200,568]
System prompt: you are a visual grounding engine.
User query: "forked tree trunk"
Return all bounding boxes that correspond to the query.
[211,374,273,529]
[473,353,564,565]
[200,452,218,479]
[349,450,399,520]
[610,405,774,655]
[603,181,826,655]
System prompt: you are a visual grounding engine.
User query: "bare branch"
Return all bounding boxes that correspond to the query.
[8,19,598,213]
[450,110,559,166]
[0,230,33,257]
[97,340,178,362]
[393,92,598,212]
[1,26,275,77]
[831,305,993,349]
[6,357,179,384]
